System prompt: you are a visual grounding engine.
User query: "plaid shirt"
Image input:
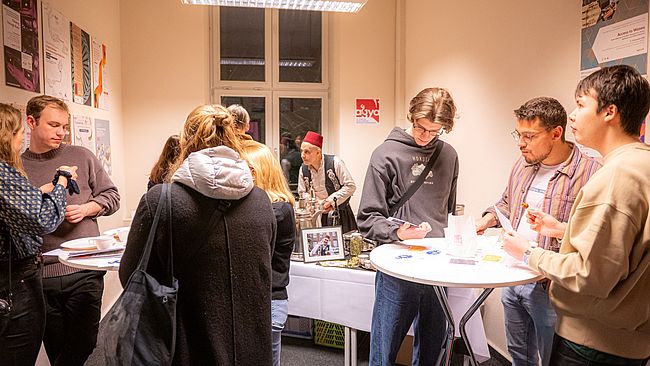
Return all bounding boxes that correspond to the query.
[484,144,601,252]
[0,162,67,260]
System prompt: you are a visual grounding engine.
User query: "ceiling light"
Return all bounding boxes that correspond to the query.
[181,0,367,13]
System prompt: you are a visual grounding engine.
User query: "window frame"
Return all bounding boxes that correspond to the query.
[210,7,329,156]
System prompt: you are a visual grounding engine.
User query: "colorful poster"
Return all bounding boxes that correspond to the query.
[42,1,71,101]
[2,0,39,92]
[91,38,109,110]
[70,22,91,106]
[72,115,94,153]
[355,98,380,124]
[94,119,111,175]
[581,0,648,78]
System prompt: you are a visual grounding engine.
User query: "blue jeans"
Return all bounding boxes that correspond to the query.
[369,271,446,366]
[271,299,289,366]
[550,334,650,366]
[501,282,557,366]
[0,261,45,366]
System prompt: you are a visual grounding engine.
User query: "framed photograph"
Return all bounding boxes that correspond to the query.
[301,226,345,263]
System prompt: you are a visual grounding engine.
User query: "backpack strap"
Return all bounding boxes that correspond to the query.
[389,141,443,217]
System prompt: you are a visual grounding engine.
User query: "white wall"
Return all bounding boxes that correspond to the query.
[403,0,581,355]
[0,0,126,231]
[120,0,209,215]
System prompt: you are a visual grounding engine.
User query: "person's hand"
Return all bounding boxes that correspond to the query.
[397,221,432,240]
[65,204,90,223]
[526,209,566,239]
[475,213,495,235]
[58,165,78,180]
[40,183,55,194]
[502,230,530,261]
[322,200,333,212]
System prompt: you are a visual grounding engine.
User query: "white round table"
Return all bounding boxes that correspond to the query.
[370,238,543,366]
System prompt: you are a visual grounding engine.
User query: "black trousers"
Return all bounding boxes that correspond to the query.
[550,334,650,366]
[43,270,105,366]
[0,259,44,366]
[321,203,358,234]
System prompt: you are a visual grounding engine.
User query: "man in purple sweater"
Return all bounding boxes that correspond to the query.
[21,95,120,366]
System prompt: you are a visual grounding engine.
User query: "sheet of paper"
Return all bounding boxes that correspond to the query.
[493,205,514,232]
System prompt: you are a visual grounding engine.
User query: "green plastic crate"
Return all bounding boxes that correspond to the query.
[313,320,345,349]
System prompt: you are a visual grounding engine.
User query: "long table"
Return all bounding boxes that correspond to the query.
[286,260,490,365]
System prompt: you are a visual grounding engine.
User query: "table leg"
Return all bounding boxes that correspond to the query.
[459,288,494,366]
[345,327,350,366]
[433,286,455,366]
[351,328,357,366]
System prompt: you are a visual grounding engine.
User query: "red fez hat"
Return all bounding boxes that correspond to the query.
[303,131,323,149]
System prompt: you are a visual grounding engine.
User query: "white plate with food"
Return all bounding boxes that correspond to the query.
[61,236,122,251]
[103,227,130,243]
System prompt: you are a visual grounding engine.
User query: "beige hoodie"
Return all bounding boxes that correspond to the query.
[529,142,650,359]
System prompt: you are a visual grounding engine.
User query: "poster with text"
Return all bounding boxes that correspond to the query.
[94,119,111,175]
[581,0,648,78]
[72,115,94,154]
[91,38,109,110]
[42,1,71,101]
[3,0,39,92]
[355,98,380,124]
[70,22,91,106]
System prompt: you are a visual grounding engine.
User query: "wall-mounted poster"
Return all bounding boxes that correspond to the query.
[70,22,91,106]
[355,98,380,124]
[42,1,71,101]
[92,38,109,110]
[94,119,111,175]
[72,114,94,154]
[2,0,39,92]
[581,0,648,78]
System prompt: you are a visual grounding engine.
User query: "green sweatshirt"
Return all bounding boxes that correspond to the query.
[529,142,650,359]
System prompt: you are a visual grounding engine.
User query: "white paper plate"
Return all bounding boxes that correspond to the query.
[61,237,98,250]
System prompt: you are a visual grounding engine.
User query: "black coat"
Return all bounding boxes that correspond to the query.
[120,183,276,366]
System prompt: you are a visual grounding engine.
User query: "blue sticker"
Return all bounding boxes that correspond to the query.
[426,250,441,255]
[395,254,413,259]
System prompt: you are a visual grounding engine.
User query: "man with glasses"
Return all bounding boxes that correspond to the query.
[358,87,459,365]
[475,96,600,366]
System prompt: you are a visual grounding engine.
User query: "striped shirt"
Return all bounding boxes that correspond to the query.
[484,144,601,251]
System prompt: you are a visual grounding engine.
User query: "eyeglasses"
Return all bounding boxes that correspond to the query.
[510,129,549,143]
[413,122,445,137]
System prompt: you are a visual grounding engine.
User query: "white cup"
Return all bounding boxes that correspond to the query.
[89,235,115,250]
[116,228,130,242]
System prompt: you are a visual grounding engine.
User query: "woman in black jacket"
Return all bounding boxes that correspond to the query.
[242,140,296,366]
[120,104,276,365]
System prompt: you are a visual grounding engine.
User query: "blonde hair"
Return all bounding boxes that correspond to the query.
[407,87,457,132]
[227,104,250,132]
[0,103,26,175]
[241,140,295,205]
[170,104,242,179]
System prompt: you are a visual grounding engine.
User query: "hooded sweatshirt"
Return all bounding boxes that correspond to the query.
[357,127,459,244]
[118,146,276,366]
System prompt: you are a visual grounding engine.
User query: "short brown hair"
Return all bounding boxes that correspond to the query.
[26,95,69,122]
[408,87,457,132]
[514,97,567,142]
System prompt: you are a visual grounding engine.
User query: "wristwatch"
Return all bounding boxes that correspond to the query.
[522,248,532,265]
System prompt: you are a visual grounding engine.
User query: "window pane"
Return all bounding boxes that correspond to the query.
[221,96,266,143]
[279,97,321,190]
[279,10,322,83]
[220,8,265,81]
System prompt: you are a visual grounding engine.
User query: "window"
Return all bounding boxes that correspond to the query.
[211,7,328,190]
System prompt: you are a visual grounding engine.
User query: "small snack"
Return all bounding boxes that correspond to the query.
[482,254,503,262]
[521,202,529,209]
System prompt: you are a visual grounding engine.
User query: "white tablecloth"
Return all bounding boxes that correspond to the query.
[287,261,490,362]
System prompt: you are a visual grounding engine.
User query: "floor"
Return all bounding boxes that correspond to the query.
[281,331,511,366]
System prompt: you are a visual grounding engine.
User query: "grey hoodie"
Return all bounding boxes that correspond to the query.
[171,146,253,199]
[357,127,458,244]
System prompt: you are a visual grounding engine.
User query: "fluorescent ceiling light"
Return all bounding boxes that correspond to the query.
[181,0,367,13]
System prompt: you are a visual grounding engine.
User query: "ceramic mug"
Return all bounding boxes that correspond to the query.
[90,235,115,250]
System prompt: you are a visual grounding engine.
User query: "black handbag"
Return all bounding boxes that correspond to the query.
[88,183,177,366]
